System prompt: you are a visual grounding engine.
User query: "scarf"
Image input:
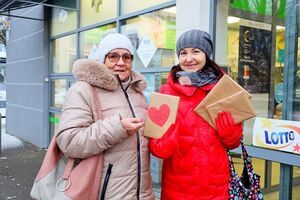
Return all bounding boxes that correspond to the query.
[176,68,218,87]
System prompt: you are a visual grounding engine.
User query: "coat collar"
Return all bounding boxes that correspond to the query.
[72,59,147,92]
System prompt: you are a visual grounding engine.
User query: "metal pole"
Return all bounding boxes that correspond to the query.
[0,113,2,154]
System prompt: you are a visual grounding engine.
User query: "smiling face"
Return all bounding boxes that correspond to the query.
[178,47,206,72]
[104,48,133,81]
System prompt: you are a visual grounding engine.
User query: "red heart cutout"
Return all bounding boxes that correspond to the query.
[148,104,170,127]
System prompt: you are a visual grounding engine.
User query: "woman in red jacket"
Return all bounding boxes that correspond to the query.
[149,29,243,200]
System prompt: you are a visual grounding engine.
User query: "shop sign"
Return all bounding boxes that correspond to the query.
[238,26,272,93]
[136,37,157,68]
[253,117,300,154]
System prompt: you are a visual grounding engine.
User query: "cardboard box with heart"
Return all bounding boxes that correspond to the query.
[144,92,180,138]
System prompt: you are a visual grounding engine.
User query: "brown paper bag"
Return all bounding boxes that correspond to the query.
[194,74,256,128]
[144,92,180,138]
[206,91,256,128]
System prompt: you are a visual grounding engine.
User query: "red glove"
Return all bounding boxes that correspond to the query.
[215,111,242,149]
[149,123,178,159]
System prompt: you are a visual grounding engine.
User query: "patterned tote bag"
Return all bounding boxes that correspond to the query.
[228,137,264,200]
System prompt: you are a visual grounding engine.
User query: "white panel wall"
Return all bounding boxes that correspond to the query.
[176,0,214,38]
[6,5,49,148]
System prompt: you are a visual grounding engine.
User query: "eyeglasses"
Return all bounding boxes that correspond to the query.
[105,53,134,63]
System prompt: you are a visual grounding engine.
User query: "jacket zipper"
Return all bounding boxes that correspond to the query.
[117,76,141,200]
[100,163,113,200]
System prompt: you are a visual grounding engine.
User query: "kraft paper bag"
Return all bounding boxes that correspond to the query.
[194,74,256,128]
[206,91,256,128]
[144,92,180,138]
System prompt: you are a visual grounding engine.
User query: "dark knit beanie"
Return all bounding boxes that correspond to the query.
[176,29,213,58]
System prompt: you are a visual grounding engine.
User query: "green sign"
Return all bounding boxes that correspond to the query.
[49,116,59,124]
[230,0,285,19]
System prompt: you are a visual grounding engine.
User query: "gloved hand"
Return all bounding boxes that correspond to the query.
[149,123,179,159]
[215,111,242,149]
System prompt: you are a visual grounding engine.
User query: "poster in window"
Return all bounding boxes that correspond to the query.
[238,26,272,93]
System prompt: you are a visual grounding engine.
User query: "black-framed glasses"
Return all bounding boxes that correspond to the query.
[105,53,134,63]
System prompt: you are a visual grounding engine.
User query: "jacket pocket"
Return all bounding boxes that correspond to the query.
[100,163,113,200]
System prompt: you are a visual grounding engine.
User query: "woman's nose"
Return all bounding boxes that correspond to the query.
[186,53,193,62]
[117,56,126,65]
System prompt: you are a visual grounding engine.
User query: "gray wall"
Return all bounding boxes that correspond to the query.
[6,5,49,148]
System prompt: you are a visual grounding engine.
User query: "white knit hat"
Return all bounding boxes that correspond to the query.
[97,33,134,63]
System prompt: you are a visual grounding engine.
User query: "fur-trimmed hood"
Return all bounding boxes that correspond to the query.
[72,59,147,92]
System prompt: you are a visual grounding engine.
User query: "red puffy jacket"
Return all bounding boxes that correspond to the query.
[149,75,242,200]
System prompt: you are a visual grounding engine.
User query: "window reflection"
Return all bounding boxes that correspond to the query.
[49,113,61,139]
[121,6,176,68]
[142,72,168,103]
[293,166,300,199]
[51,79,67,108]
[216,0,286,144]
[50,7,77,36]
[51,35,77,73]
[121,0,173,15]
[80,0,117,27]
[293,37,300,120]
[79,24,117,59]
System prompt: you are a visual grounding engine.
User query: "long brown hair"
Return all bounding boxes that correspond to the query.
[170,55,224,83]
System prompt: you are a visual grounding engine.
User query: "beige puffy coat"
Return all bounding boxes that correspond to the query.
[56,59,154,200]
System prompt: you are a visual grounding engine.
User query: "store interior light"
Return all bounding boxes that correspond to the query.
[227,16,240,24]
[276,25,285,30]
[162,6,176,14]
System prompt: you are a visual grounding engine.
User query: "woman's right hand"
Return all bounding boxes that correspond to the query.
[121,117,144,136]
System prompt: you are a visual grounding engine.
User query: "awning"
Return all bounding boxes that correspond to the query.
[0,0,77,21]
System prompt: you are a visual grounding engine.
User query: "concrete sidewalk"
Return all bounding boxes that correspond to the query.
[0,141,45,200]
[0,141,161,200]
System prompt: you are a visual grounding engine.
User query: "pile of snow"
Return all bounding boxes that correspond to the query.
[1,133,23,150]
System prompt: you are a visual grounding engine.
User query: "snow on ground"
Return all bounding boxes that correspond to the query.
[0,109,23,151]
[1,132,23,151]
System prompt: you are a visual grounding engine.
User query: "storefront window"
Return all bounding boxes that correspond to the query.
[143,72,168,102]
[80,0,117,27]
[79,24,117,59]
[121,0,173,15]
[51,34,77,73]
[120,6,176,69]
[293,24,300,120]
[49,113,61,139]
[293,166,300,199]
[50,7,77,36]
[216,0,286,143]
[215,0,300,198]
[51,79,67,108]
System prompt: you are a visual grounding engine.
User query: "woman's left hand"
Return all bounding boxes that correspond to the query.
[215,111,242,149]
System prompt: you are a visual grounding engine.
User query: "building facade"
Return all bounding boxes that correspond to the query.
[3,0,300,199]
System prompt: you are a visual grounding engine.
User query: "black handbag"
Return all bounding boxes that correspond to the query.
[227,137,264,200]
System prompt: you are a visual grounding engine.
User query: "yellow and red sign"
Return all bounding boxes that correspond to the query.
[253,118,300,154]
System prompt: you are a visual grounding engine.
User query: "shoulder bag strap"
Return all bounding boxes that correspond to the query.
[58,85,103,196]
[90,85,103,200]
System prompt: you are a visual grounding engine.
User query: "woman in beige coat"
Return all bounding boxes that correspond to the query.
[56,33,154,200]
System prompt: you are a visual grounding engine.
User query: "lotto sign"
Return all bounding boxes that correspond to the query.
[253,118,300,154]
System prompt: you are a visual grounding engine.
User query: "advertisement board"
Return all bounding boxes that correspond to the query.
[253,117,300,154]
